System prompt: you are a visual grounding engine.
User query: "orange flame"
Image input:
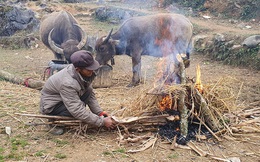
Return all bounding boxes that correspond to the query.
[195,64,203,93]
[158,94,172,111]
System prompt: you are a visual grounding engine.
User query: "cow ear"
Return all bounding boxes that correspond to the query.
[112,40,120,46]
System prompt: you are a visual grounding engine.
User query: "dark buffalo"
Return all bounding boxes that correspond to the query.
[40,10,87,63]
[95,13,193,87]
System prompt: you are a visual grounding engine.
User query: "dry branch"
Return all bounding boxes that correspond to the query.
[236,117,260,126]
[187,141,208,157]
[113,114,170,133]
[127,136,158,153]
[119,133,153,145]
[177,54,188,137]
[16,113,170,133]
[15,113,76,120]
[194,88,223,131]
[112,114,169,124]
[194,113,222,142]
[0,70,45,89]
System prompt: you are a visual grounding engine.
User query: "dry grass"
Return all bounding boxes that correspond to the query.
[0,80,40,114]
[118,76,237,117]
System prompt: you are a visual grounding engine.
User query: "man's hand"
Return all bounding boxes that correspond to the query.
[103,117,116,129]
[99,111,109,117]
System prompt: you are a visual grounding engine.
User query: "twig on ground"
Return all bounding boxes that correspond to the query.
[187,141,208,157]
[194,113,222,142]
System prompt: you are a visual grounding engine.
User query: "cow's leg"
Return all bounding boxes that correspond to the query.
[128,47,142,87]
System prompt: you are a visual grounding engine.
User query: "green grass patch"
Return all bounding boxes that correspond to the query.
[0,147,4,161]
[102,151,112,156]
[53,138,69,147]
[5,150,27,161]
[54,153,67,159]
[168,153,179,159]
[34,150,46,157]
[11,137,28,149]
[0,136,30,161]
[112,148,126,153]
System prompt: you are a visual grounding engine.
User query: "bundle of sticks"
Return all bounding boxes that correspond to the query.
[14,113,178,133]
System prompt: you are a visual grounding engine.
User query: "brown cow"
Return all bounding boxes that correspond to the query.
[95,13,193,87]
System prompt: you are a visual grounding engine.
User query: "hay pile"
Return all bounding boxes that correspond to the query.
[116,76,260,136]
[120,77,238,118]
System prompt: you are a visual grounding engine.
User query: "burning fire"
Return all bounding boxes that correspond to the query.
[158,94,172,111]
[195,64,203,93]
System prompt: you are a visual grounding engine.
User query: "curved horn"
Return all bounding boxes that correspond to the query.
[103,28,113,43]
[48,28,64,54]
[74,24,87,50]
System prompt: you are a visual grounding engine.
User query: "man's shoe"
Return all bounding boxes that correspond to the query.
[49,126,64,135]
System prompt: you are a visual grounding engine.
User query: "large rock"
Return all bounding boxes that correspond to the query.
[0,5,39,36]
[242,35,260,48]
[94,6,146,24]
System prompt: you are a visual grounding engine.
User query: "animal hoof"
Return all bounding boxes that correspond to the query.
[126,82,139,87]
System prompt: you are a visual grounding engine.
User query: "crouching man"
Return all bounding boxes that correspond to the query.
[40,50,115,135]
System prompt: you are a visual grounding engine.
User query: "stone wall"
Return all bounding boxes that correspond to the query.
[194,34,260,70]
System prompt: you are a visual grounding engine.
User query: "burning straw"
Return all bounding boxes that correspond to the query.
[118,65,240,138]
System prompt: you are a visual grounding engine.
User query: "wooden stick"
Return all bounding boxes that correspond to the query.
[187,141,208,157]
[244,107,260,112]
[121,134,152,144]
[112,114,169,124]
[26,122,80,126]
[215,128,227,136]
[170,135,177,150]
[239,110,260,118]
[7,113,22,123]
[146,92,166,96]
[43,153,50,162]
[194,114,222,142]
[15,113,76,120]
[53,120,82,123]
[194,88,222,131]
[236,117,260,126]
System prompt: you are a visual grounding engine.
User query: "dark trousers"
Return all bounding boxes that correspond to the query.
[48,91,90,117]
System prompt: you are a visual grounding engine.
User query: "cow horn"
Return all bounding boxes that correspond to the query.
[103,28,113,43]
[48,28,64,54]
[74,24,87,50]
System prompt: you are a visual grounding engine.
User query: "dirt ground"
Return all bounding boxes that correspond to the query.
[0,1,260,162]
